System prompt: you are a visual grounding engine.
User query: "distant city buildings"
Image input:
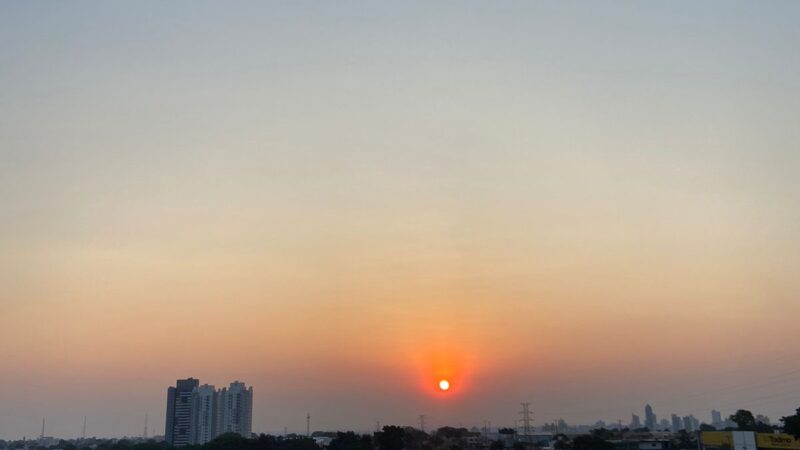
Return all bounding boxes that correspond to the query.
[683,415,699,433]
[712,410,723,428]
[165,378,253,446]
[672,414,683,432]
[645,404,657,430]
[631,414,642,429]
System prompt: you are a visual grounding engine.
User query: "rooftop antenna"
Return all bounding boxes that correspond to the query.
[82,416,87,440]
[306,413,310,437]
[40,417,45,442]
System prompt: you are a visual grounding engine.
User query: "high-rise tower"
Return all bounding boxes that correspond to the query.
[644,404,657,431]
[217,381,253,438]
[165,378,200,446]
[192,384,218,445]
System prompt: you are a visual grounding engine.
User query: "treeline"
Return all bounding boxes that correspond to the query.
[3,408,799,450]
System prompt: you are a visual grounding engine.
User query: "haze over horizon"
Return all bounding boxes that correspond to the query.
[2,0,800,440]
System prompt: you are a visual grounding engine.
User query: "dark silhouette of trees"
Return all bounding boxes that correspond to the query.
[730,410,757,431]
[672,430,697,450]
[571,435,613,450]
[553,434,571,450]
[699,424,717,432]
[489,441,506,450]
[589,429,614,441]
[402,427,429,450]
[782,408,800,440]
[375,426,405,450]
[498,428,516,435]
[329,432,373,450]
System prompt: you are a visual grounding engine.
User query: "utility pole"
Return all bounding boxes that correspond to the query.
[144,413,149,439]
[418,415,426,432]
[519,403,533,443]
[82,416,87,441]
[306,413,310,437]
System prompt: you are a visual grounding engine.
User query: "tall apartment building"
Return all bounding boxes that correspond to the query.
[192,384,218,445]
[217,381,254,437]
[165,378,253,446]
[165,378,200,446]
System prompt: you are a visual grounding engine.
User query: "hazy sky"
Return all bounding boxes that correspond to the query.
[2,0,800,440]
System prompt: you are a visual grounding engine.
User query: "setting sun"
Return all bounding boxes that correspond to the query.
[438,379,450,391]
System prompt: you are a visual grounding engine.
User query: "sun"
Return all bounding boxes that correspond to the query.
[438,379,450,391]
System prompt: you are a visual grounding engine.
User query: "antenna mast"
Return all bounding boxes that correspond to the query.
[82,416,87,440]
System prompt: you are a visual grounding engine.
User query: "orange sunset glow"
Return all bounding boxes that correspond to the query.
[2,1,800,442]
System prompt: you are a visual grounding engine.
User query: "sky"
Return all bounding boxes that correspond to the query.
[2,0,800,440]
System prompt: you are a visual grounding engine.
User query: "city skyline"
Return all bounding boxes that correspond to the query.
[2,0,800,441]
[6,390,782,441]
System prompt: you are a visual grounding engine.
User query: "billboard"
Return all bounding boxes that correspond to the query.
[703,432,800,450]
[703,431,735,448]
[756,434,800,450]
[702,431,756,450]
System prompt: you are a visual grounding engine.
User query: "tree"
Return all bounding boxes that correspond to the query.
[699,424,717,432]
[329,432,374,450]
[672,430,697,450]
[490,441,506,450]
[207,433,252,450]
[403,427,428,450]
[376,426,406,450]
[571,436,613,450]
[498,429,516,435]
[782,408,800,440]
[553,434,571,450]
[730,410,757,431]
[284,437,320,450]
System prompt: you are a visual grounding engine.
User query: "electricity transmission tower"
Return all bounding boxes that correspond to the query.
[519,403,533,443]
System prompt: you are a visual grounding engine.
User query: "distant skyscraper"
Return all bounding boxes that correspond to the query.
[711,410,722,427]
[192,384,218,445]
[659,419,670,430]
[683,415,698,433]
[631,414,641,429]
[217,381,253,438]
[166,378,200,446]
[645,404,657,430]
[671,414,683,432]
